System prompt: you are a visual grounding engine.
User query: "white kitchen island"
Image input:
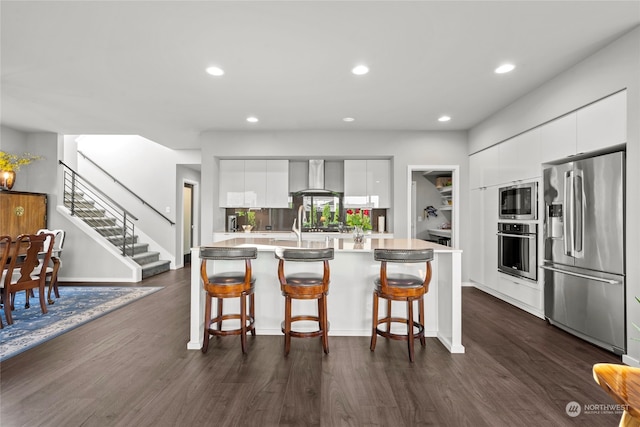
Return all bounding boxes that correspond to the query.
[187,237,464,353]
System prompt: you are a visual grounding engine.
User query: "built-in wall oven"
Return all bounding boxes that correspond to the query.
[497,222,538,281]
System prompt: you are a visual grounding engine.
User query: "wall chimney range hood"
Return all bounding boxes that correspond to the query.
[292,159,342,196]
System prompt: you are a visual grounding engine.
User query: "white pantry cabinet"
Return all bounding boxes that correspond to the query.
[344,159,391,208]
[219,159,289,208]
[539,112,577,163]
[469,145,500,189]
[499,129,541,183]
[468,186,498,288]
[577,90,627,154]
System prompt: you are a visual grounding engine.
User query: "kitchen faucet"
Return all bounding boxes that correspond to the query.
[292,204,304,246]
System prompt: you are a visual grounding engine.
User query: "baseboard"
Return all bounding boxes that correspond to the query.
[472,282,545,319]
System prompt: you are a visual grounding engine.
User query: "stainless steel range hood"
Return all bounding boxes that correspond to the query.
[292,160,342,196]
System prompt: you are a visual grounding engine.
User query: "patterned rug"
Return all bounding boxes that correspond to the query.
[0,286,162,362]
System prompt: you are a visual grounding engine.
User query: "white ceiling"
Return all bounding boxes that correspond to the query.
[1,1,639,149]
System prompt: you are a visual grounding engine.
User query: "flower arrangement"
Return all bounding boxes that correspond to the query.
[0,151,43,172]
[346,208,372,231]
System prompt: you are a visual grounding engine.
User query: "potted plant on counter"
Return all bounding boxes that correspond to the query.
[0,151,43,190]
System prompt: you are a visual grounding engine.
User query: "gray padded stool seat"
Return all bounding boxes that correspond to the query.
[370,248,434,362]
[200,246,258,354]
[275,247,334,356]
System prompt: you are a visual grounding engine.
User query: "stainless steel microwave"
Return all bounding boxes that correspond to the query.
[499,182,537,220]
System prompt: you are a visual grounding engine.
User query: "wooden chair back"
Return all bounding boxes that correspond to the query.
[2,233,54,325]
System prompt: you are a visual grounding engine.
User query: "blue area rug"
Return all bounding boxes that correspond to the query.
[0,286,162,362]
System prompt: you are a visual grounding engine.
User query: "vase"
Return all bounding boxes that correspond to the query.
[353,226,364,244]
[0,170,16,190]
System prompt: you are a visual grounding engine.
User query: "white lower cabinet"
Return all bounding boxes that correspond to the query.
[497,274,543,313]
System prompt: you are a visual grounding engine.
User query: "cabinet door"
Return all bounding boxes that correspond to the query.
[468,189,484,284]
[539,113,577,163]
[500,129,541,183]
[367,159,390,208]
[219,160,245,207]
[0,192,47,238]
[482,186,499,290]
[577,90,627,154]
[469,145,500,188]
[344,160,368,206]
[244,160,266,207]
[265,160,289,208]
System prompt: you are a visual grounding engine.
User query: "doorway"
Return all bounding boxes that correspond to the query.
[407,165,459,248]
[183,183,194,264]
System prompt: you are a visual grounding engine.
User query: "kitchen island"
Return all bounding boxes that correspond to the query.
[187,237,464,353]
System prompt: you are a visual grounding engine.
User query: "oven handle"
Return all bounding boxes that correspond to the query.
[496,232,536,239]
[540,265,620,285]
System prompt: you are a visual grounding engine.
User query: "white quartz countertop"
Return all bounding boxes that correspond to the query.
[200,237,459,253]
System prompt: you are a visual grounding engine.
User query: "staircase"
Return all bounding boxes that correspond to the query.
[64,191,171,279]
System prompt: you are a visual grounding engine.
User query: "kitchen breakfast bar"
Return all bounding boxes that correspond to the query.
[187,237,464,353]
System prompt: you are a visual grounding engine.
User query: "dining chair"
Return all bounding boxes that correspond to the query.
[1,233,54,325]
[36,229,66,304]
[0,235,12,328]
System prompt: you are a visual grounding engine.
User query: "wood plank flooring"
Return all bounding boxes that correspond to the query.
[0,267,623,426]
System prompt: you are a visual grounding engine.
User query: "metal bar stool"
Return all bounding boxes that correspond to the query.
[275,247,334,356]
[370,248,434,362]
[200,246,257,354]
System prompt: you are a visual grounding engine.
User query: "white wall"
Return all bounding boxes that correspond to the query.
[468,27,640,364]
[76,135,201,267]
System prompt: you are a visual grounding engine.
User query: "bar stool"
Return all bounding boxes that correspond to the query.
[370,248,434,362]
[200,246,257,354]
[275,247,334,356]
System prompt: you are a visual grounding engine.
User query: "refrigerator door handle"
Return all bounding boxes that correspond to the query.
[575,171,584,255]
[564,171,574,256]
[541,265,620,284]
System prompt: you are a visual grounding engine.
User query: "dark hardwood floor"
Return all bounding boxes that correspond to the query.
[1,267,622,426]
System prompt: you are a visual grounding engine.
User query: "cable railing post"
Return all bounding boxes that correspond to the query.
[122,212,128,256]
[70,171,77,216]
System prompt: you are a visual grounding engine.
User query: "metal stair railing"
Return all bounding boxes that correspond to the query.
[60,160,138,257]
[77,150,175,226]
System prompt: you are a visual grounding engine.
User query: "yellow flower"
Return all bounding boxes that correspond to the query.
[0,151,43,172]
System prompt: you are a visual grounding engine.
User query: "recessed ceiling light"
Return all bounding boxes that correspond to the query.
[246,116,259,123]
[438,116,451,122]
[343,117,355,122]
[206,66,224,76]
[495,63,515,74]
[351,65,369,75]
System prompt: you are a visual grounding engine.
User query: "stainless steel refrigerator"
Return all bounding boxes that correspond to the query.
[543,150,626,354]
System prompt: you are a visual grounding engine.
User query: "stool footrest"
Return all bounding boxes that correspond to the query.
[281,316,329,338]
[208,313,255,337]
[375,317,424,342]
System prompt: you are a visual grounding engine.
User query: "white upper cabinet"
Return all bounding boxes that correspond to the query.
[539,112,577,163]
[367,159,391,208]
[344,159,391,208]
[469,145,500,189]
[500,128,541,183]
[265,160,289,208]
[219,160,245,207]
[244,160,267,207]
[219,159,289,208]
[577,90,627,154]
